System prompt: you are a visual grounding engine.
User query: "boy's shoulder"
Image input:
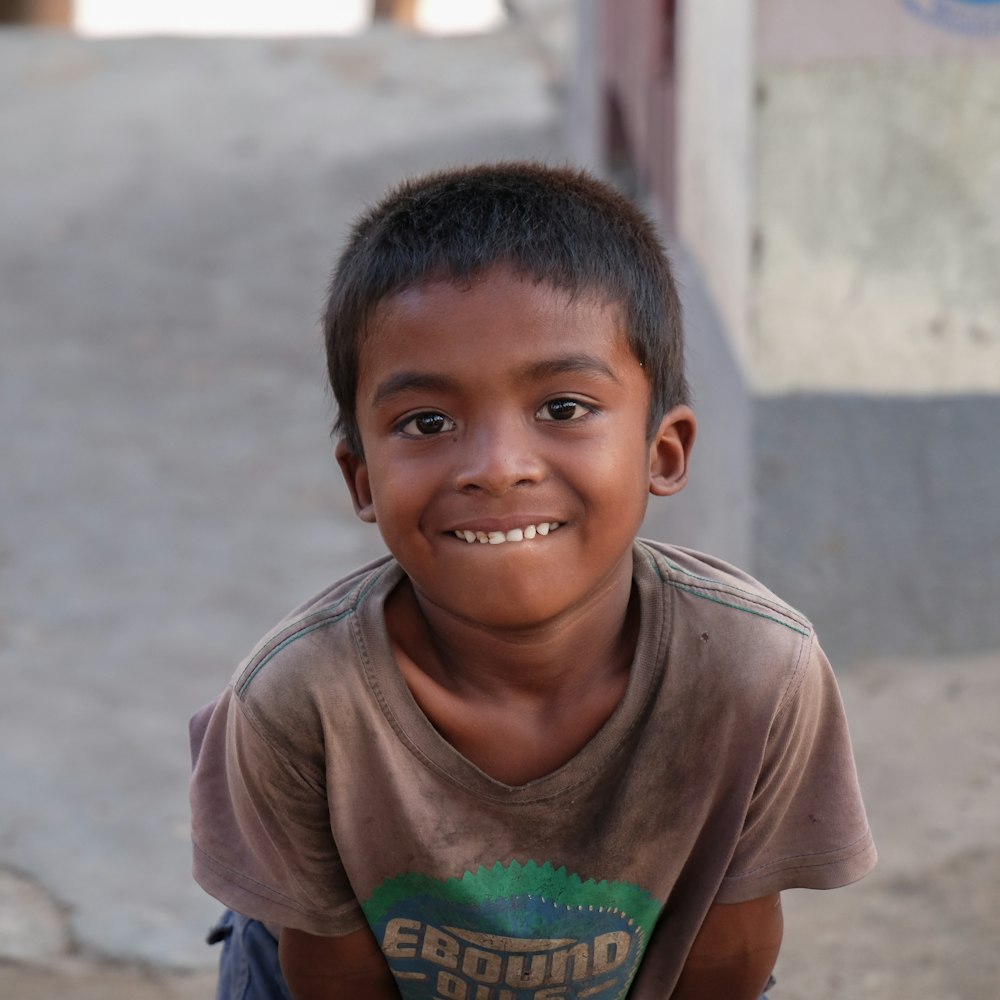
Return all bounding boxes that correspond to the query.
[635,538,820,704]
[636,538,814,641]
[229,552,401,709]
[634,540,831,745]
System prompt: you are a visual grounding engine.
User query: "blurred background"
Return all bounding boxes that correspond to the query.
[1,1,998,997]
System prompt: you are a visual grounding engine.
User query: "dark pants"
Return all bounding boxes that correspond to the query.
[208,909,776,999]
[208,910,295,1000]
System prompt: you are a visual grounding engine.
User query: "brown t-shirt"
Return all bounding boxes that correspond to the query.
[190,539,875,999]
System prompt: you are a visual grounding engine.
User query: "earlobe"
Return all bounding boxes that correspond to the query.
[648,405,696,497]
[335,439,377,523]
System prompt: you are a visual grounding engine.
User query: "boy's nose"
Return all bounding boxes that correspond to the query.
[453,420,545,495]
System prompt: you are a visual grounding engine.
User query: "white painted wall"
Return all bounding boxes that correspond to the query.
[674,0,754,371]
[753,57,1000,393]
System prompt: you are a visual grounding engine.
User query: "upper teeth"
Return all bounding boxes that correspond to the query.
[454,522,561,544]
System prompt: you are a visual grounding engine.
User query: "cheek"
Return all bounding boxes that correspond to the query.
[590,440,651,496]
[366,457,437,527]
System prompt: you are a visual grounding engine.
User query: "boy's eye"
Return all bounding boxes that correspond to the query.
[537,399,591,422]
[398,412,455,436]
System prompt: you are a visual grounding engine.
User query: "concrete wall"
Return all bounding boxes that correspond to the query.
[589,0,1000,664]
[755,393,1000,660]
[674,0,754,367]
[749,1,1000,661]
[641,247,754,571]
[753,33,1000,394]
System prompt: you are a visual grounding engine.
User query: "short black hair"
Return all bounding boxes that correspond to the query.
[323,161,687,455]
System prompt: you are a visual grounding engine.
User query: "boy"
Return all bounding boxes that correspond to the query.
[190,162,876,999]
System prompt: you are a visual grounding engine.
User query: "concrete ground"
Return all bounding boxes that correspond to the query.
[2,11,998,1000]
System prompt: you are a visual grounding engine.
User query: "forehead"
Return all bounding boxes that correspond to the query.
[359,268,633,387]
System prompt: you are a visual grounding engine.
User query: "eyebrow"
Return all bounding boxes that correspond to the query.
[369,353,621,409]
[370,372,462,408]
[516,353,621,384]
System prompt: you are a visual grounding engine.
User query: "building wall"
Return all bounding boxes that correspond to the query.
[750,0,1000,660]
[674,0,754,368]
[640,246,754,571]
[755,392,1000,661]
[591,0,1000,663]
[753,6,1000,394]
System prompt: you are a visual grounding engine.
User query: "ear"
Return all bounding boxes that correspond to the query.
[335,439,377,523]
[648,405,696,497]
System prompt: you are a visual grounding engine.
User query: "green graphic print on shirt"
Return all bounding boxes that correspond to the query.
[362,860,662,1000]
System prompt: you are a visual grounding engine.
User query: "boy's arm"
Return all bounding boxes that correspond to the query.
[670,894,782,1000]
[279,925,401,1000]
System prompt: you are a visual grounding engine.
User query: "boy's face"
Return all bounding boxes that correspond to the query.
[338,266,694,632]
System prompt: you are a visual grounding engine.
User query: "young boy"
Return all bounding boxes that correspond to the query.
[190,162,876,999]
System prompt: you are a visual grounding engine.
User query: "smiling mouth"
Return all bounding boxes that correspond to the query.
[452,522,562,545]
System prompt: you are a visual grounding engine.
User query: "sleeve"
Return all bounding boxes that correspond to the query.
[189,687,367,936]
[716,637,877,903]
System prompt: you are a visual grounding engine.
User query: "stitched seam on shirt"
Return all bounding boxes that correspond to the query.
[194,844,361,928]
[773,629,812,719]
[237,566,389,695]
[350,614,533,801]
[660,554,805,622]
[642,544,811,635]
[724,830,873,881]
[351,612,454,786]
[354,578,670,806]
[663,581,811,637]
[238,616,352,695]
[194,843,321,914]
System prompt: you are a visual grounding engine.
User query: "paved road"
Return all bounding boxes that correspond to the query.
[1,17,566,969]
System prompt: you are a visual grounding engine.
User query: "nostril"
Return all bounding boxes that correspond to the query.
[453,437,546,494]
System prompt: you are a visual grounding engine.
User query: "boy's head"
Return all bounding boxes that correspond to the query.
[323,162,687,457]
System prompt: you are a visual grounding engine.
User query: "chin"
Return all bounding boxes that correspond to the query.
[426,580,571,632]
